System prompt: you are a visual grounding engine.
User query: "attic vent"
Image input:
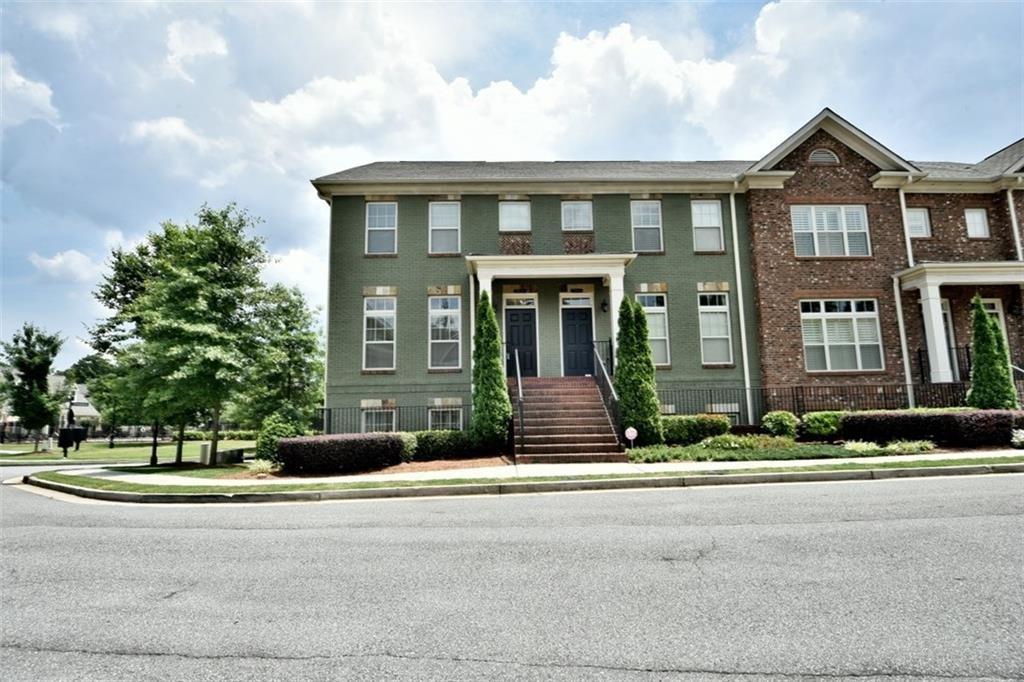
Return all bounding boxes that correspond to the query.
[809,148,840,165]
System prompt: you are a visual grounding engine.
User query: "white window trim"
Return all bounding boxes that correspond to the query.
[631,200,664,252]
[980,298,1009,348]
[790,205,872,257]
[799,299,885,373]
[561,201,594,232]
[691,199,725,253]
[636,293,670,367]
[364,202,398,255]
[361,408,396,433]
[906,207,932,238]
[428,201,461,254]
[499,201,532,232]
[698,293,734,366]
[428,407,464,431]
[964,208,990,239]
[427,295,462,371]
[362,296,397,371]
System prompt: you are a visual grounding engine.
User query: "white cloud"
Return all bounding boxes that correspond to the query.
[1,52,59,129]
[29,249,104,283]
[32,10,91,46]
[128,116,221,152]
[263,248,328,312]
[165,19,228,82]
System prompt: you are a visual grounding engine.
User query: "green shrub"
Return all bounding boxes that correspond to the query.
[662,414,730,445]
[249,459,277,475]
[699,434,796,450]
[178,430,206,441]
[966,295,1019,409]
[882,440,935,455]
[800,411,845,439]
[840,409,1022,446]
[411,430,478,461]
[276,433,405,474]
[843,440,882,455]
[471,292,512,451]
[1011,429,1024,449]
[397,432,419,462]
[614,299,664,445]
[762,411,799,438]
[255,415,302,461]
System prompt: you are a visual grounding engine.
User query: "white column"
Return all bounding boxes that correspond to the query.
[608,271,625,358]
[477,274,493,300]
[920,283,953,383]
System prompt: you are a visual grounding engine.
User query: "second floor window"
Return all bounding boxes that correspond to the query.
[791,205,870,257]
[365,202,397,254]
[363,296,396,370]
[499,202,531,232]
[561,201,593,231]
[428,296,461,369]
[636,293,670,366]
[429,202,460,254]
[906,208,931,238]
[964,208,990,238]
[800,299,883,372]
[692,200,724,252]
[631,200,663,252]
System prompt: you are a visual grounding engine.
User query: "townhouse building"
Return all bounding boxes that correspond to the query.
[312,109,1023,444]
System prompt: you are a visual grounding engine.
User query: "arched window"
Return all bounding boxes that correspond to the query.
[809,148,840,165]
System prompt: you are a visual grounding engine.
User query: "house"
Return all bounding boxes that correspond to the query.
[312,108,1023,453]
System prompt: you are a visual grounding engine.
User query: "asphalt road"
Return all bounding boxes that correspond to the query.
[2,471,1022,680]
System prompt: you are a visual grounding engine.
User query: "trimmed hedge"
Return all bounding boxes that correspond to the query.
[276,433,405,475]
[839,410,1024,447]
[662,414,731,446]
[178,429,259,442]
[800,411,844,440]
[411,430,478,461]
[762,411,798,438]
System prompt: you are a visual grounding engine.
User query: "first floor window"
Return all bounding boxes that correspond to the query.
[362,409,396,432]
[636,293,670,366]
[561,201,593,231]
[499,201,531,231]
[428,407,463,431]
[906,207,931,238]
[631,200,663,252]
[800,299,883,372]
[698,293,733,365]
[363,296,396,370]
[365,202,397,254]
[692,200,724,252]
[964,208,990,238]
[428,296,461,369]
[791,205,870,257]
[429,201,461,253]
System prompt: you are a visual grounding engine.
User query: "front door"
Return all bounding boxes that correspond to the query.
[562,307,594,376]
[505,308,537,377]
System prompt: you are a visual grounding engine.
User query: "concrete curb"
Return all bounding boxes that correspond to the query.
[22,462,1024,504]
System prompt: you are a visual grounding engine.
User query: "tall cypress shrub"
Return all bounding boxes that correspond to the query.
[614,298,664,445]
[471,292,512,449]
[966,294,1019,409]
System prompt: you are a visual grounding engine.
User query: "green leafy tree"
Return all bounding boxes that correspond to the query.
[227,285,324,429]
[64,353,114,385]
[966,294,1019,409]
[614,299,664,445]
[471,292,511,450]
[0,324,68,450]
[90,242,159,354]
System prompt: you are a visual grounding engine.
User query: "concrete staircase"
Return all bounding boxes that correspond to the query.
[509,376,626,464]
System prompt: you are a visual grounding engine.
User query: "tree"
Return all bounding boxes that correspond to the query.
[966,294,1019,409]
[471,292,511,450]
[226,285,323,429]
[0,324,67,450]
[90,242,159,354]
[613,299,664,445]
[65,353,114,386]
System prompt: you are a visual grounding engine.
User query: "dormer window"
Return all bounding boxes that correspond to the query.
[809,148,840,165]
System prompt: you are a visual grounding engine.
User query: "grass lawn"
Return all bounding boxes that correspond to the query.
[0,440,255,463]
[630,442,905,463]
[29,455,1024,495]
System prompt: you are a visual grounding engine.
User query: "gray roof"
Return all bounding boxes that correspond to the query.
[313,160,755,184]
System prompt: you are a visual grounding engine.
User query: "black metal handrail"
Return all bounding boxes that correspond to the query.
[594,339,615,376]
[513,348,525,459]
[917,345,1024,383]
[592,342,624,447]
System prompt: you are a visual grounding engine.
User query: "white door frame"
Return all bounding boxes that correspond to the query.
[557,291,596,377]
[501,292,540,376]
[939,299,960,381]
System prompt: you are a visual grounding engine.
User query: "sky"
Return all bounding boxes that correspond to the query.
[2,0,1022,369]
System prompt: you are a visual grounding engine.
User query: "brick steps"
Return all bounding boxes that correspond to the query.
[516,453,627,464]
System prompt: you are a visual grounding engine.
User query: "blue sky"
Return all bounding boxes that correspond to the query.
[2,1,1022,368]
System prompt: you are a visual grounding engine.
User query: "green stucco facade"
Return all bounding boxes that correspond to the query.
[325,193,761,416]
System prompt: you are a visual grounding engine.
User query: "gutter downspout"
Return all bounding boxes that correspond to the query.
[468,268,476,378]
[898,175,915,268]
[1007,186,1023,261]
[729,186,754,423]
[892,274,915,408]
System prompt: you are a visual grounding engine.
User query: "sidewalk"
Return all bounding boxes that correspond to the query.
[78,448,1024,488]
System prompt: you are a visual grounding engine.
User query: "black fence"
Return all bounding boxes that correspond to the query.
[318,405,472,435]
[917,346,1024,383]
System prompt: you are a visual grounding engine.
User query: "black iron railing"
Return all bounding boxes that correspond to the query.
[917,346,1024,383]
[512,348,525,460]
[317,405,471,435]
[594,339,615,376]
[592,342,623,446]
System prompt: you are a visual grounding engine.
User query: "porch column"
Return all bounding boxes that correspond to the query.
[477,274,493,300]
[920,283,954,383]
[607,271,625,358]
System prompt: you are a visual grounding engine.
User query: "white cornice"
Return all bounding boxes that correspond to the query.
[897,261,1024,290]
[466,253,638,278]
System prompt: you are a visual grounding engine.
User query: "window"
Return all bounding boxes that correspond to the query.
[363,297,396,370]
[790,205,870,257]
[499,201,531,232]
[429,202,460,253]
[809,148,840,165]
[636,293,670,366]
[800,299,883,372]
[692,200,724,252]
[365,202,397,254]
[906,208,931,238]
[428,407,463,431]
[698,293,733,365]
[631,200,663,252]
[428,296,461,369]
[561,201,593,231]
[965,208,990,238]
[362,409,396,433]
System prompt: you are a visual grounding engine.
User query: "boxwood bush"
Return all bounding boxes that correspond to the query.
[411,430,478,461]
[800,411,845,440]
[762,411,799,438]
[662,414,730,446]
[839,410,1024,447]
[276,433,405,474]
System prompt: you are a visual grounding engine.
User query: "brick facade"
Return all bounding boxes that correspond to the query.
[907,192,1017,262]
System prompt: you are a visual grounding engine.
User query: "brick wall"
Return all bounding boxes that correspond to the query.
[907,192,1017,262]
